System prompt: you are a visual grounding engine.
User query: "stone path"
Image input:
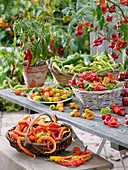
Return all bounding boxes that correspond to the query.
[0,110,128,170]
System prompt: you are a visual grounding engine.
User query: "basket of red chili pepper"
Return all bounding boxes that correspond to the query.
[5,113,72,158]
[69,71,124,109]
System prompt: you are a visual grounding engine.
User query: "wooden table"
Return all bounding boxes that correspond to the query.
[0,88,128,149]
[0,87,128,170]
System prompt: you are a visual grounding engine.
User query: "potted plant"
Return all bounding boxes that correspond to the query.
[13,18,59,87]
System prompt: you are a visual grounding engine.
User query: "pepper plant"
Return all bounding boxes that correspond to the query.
[72,0,128,70]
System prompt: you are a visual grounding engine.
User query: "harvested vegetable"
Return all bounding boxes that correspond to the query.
[69,71,123,91]
[52,53,121,74]
[48,146,92,167]
[83,109,95,120]
[101,107,112,114]
[8,114,71,157]
[111,105,126,116]
[29,84,73,102]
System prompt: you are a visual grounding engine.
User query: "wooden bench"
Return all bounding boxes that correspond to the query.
[0,136,113,170]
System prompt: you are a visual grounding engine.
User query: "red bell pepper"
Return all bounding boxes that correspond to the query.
[107,117,120,127]
[111,105,126,116]
[102,113,111,120]
[103,116,120,127]
[93,84,107,91]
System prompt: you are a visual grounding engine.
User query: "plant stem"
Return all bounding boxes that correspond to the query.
[107,0,128,22]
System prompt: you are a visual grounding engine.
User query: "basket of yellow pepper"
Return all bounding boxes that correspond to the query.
[5,113,72,158]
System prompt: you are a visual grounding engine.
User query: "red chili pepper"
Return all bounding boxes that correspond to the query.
[10,65,16,77]
[109,5,116,13]
[56,46,64,55]
[83,20,91,26]
[56,126,66,141]
[75,31,84,36]
[108,42,116,48]
[57,157,86,167]
[48,127,61,133]
[50,39,54,54]
[26,60,31,72]
[106,15,113,22]
[46,140,52,151]
[102,7,109,14]
[76,25,84,31]
[110,52,119,60]
[110,34,119,41]
[34,125,46,134]
[20,42,23,48]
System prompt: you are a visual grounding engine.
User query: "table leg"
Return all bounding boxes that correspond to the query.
[118,151,126,170]
[96,138,106,155]
[72,129,85,148]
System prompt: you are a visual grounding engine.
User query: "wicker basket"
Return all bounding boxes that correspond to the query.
[5,113,72,156]
[49,58,121,87]
[71,79,124,109]
[49,58,76,87]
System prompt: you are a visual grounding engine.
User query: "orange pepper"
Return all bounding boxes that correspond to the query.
[120,0,127,4]
[83,109,95,120]
[37,136,56,154]
[75,112,81,117]
[17,137,36,158]
[58,106,64,112]
[43,91,50,98]
[41,85,49,91]
[96,0,108,7]
[73,104,79,109]
[9,131,19,140]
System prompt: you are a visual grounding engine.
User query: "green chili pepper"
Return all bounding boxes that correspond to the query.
[61,53,83,66]
[53,62,62,72]
[101,107,112,114]
[56,85,63,89]
[86,84,94,91]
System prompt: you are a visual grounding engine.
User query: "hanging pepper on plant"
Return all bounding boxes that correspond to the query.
[24,49,32,72]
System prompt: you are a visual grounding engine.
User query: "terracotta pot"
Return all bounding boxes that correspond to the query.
[22,64,48,88]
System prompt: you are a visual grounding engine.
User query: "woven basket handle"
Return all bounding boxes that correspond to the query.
[71,73,80,80]
[111,81,124,91]
[24,113,53,146]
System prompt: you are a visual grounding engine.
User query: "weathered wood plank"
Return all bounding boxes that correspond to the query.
[0,88,128,149]
[0,136,113,170]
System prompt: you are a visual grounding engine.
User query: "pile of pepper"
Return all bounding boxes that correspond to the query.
[69,71,122,91]
[52,53,118,74]
[29,84,73,102]
[48,146,92,167]
[8,114,71,159]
